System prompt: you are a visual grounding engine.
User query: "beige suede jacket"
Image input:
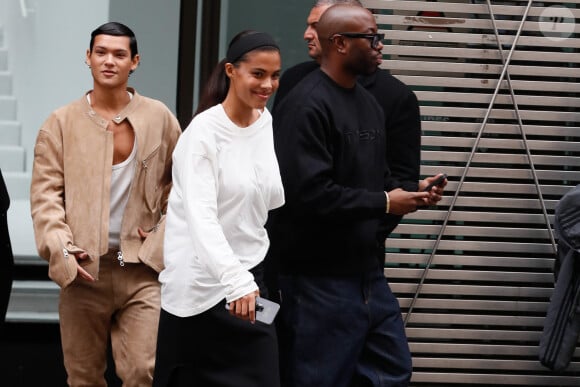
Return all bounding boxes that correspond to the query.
[30,89,181,288]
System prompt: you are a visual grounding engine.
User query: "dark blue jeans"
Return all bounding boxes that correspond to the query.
[278,267,412,387]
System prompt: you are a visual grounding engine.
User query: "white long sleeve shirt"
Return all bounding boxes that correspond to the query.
[160,104,285,317]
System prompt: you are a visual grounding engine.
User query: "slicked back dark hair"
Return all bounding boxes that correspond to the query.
[89,22,138,59]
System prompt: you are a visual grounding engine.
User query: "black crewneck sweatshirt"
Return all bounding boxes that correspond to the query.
[268,69,394,276]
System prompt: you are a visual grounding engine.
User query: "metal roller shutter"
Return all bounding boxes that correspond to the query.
[363,0,580,385]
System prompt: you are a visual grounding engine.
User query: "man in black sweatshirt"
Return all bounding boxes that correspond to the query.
[268,4,444,387]
[273,0,423,248]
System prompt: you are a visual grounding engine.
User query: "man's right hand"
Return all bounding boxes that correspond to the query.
[387,188,430,215]
[73,252,95,282]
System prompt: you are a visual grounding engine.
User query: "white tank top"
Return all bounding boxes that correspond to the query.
[109,139,137,247]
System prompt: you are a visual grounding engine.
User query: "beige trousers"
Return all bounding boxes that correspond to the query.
[59,250,160,387]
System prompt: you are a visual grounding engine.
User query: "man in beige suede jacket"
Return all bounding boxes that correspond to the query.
[30,22,180,387]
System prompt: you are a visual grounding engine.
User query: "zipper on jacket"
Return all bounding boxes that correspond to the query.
[98,131,112,267]
[148,222,160,233]
[117,251,125,267]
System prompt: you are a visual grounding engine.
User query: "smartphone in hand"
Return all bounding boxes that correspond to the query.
[422,173,447,192]
[255,296,280,324]
[225,296,280,324]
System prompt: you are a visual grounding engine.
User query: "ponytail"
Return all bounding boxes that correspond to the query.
[194,30,279,117]
[194,58,229,116]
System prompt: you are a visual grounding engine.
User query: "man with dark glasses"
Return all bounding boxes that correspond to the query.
[271,0,422,261]
[331,32,385,48]
[268,4,445,387]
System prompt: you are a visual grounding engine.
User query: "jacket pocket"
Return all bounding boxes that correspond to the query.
[140,145,161,212]
[137,216,166,273]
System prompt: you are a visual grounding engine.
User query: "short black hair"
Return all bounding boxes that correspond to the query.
[89,22,138,58]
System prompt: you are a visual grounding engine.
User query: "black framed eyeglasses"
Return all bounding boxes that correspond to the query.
[330,32,385,49]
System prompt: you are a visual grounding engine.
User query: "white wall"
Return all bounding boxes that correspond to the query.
[0,0,110,175]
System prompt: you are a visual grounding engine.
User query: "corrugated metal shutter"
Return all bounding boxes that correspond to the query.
[363,0,580,385]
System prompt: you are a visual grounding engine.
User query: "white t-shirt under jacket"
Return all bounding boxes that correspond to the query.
[160,104,285,318]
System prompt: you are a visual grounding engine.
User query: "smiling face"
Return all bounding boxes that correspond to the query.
[226,49,281,111]
[86,34,139,90]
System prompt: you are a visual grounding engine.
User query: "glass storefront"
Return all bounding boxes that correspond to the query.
[0,0,312,254]
[223,0,315,72]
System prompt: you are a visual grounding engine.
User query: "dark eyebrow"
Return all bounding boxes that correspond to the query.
[93,45,129,53]
[251,67,282,73]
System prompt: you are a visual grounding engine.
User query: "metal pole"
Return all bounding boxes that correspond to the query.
[404,0,535,326]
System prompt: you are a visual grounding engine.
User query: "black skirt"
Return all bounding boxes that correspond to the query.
[153,263,280,387]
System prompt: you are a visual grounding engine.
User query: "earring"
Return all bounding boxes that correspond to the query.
[85,61,91,69]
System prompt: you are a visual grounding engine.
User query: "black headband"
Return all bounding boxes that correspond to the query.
[226,32,279,63]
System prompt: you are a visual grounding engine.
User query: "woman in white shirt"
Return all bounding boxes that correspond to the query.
[153,30,284,387]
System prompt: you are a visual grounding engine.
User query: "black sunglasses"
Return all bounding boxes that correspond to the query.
[330,32,385,49]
